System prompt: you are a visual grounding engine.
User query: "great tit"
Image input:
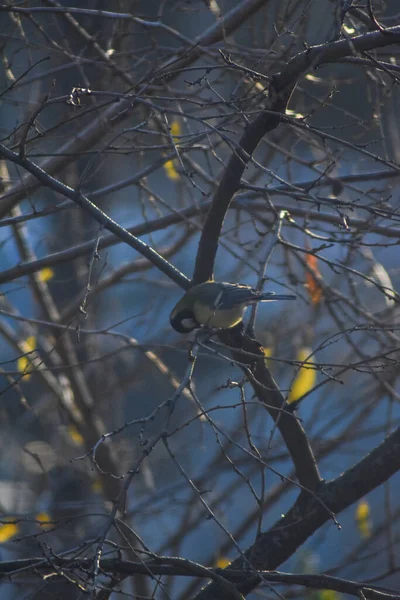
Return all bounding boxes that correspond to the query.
[170,281,296,333]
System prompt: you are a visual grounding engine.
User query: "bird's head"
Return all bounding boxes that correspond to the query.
[170,301,200,333]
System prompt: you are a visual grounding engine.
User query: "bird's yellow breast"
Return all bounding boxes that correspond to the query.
[193,301,245,329]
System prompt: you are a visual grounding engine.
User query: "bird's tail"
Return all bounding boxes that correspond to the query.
[259,292,296,302]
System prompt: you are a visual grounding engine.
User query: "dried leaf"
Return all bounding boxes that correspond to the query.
[305,253,323,305]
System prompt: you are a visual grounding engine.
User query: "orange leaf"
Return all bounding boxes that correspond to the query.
[305,253,323,305]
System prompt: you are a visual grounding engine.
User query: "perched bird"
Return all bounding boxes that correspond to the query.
[170,281,296,333]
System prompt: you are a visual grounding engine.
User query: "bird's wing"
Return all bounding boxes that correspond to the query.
[217,283,262,308]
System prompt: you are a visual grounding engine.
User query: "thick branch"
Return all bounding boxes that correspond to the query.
[1,192,400,286]
[194,425,400,599]
[0,558,397,600]
[0,143,190,288]
[193,25,400,283]
[220,331,321,492]
[0,201,207,285]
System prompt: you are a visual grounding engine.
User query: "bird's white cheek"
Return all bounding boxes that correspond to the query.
[180,317,198,331]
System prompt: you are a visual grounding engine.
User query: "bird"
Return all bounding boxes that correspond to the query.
[170,281,296,333]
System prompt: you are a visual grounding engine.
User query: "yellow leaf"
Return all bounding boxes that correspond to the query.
[17,336,36,380]
[356,499,370,521]
[262,345,274,368]
[0,522,18,543]
[262,346,273,358]
[214,556,231,569]
[21,336,36,353]
[92,479,104,494]
[170,121,181,140]
[288,347,316,404]
[356,499,371,539]
[164,159,180,181]
[17,356,31,380]
[36,512,53,530]
[67,425,84,446]
[319,590,341,600]
[37,268,54,283]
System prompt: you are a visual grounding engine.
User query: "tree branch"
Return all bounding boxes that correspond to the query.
[0,143,190,288]
[0,558,398,600]
[0,0,271,219]
[194,425,400,599]
[193,25,400,283]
